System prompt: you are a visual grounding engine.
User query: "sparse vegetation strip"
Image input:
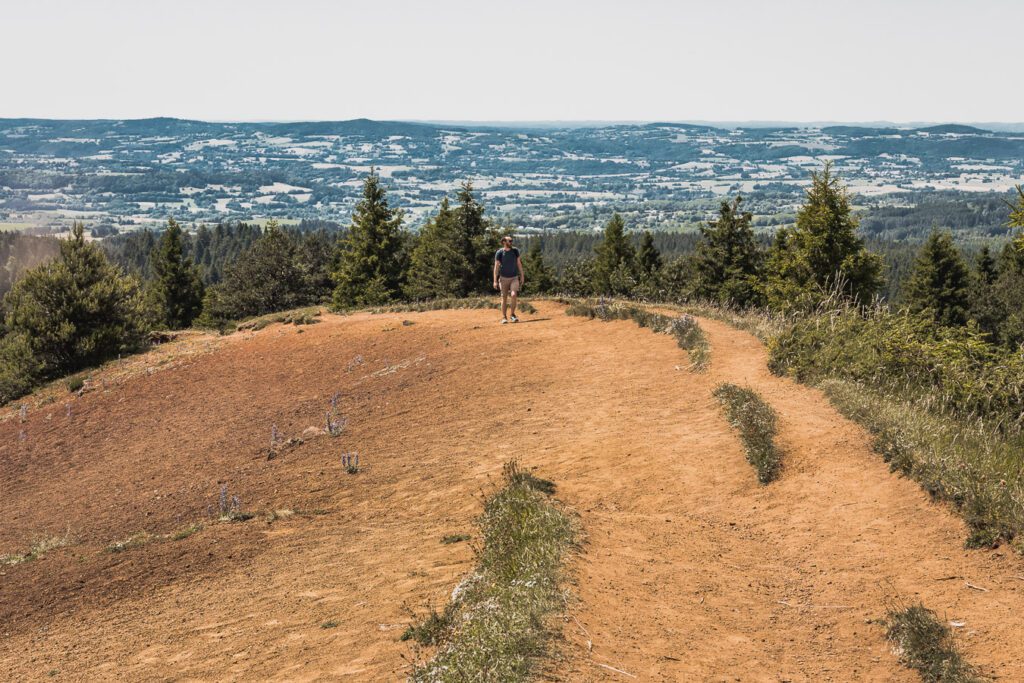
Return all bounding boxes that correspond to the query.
[367,297,536,315]
[405,461,575,682]
[565,299,709,371]
[885,601,982,683]
[1,531,73,566]
[713,383,783,484]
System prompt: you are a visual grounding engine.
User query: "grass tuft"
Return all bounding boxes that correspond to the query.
[237,307,322,332]
[713,383,783,484]
[407,460,575,682]
[441,534,471,545]
[885,602,982,682]
[368,297,537,315]
[106,532,153,553]
[170,522,204,541]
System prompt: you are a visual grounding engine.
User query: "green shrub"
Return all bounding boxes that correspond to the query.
[1,223,148,405]
[713,383,783,484]
[0,333,41,404]
[769,305,1024,428]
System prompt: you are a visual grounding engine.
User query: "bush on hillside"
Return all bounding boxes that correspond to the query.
[769,305,1024,428]
[2,223,148,401]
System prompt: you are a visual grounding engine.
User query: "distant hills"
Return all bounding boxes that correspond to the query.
[1,118,1022,235]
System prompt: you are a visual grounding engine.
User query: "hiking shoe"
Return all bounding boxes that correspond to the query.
[500,318,508,324]
[510,315,519,323]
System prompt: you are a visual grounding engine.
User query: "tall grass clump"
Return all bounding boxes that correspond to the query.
[713,383,783,483]
[565,299,709,371]
[885,602,981,683]
[407,461,575,682]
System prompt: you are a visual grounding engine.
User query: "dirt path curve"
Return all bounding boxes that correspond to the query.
[2,302,1021,681]
[553,312,1024,682]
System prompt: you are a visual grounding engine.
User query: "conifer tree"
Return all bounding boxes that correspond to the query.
[763,163,883,309]
[453,182,499,295]
[200,221,308,320]
[525,237,556,294]
[404,197,465,299]
[990,233,1024,348]
[637,231,663,281]
[592,213,636,295]
[3,222,148,376]
[692,196,763,307]
[904,231,971,326]
[147,218,204,329]
[332,171,408,307]
[970,245,1002,338]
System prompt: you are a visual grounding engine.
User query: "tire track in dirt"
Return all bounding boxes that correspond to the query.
[2,303,1021,681]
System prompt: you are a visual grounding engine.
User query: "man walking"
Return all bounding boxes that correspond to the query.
[493,235,525,323]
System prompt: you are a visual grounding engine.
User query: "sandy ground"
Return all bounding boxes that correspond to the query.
[1,302,1022,681]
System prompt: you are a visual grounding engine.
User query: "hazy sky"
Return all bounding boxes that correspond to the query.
[3,0,1022,123]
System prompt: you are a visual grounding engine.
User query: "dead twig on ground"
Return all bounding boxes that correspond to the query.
[591,661,637,679]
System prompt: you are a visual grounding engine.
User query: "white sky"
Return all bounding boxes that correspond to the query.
[2,0,1022,123]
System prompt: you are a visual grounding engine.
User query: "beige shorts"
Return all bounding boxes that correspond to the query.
[499,276,521,295]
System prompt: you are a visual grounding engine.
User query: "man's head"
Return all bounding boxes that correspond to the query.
[501,235,513,249]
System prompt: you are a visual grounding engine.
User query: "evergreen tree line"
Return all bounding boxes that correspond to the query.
[2,167,1023,406]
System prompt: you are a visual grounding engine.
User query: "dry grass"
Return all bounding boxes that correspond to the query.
[713,383,783,484]
[1,530,73,565]
[237,307,322,332]
[885,601,982,682]
[407,461,575,682]
[368,297,537,315]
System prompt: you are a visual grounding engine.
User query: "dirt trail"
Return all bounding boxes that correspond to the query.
[554,313,1024,682]
[1,303,1022,681]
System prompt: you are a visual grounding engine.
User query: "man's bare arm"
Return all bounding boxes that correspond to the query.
[493,260,500,289]
[517,256,525,285]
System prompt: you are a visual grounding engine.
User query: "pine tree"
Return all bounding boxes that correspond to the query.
[692,196,763,307]
[763,163,883,309]
[975,245,998,286]
[592,213,636,295]
[990,234,1024,348]
[970,245,1002,338]
[404,198,465,299]
[637,231,663,281]
[452,182,499,295]
[904,231,971,327]
[147,218,204,329]
[3,222,148,376]
[332,171,408,307]
[201,221,308,320]
[525,237,556,294]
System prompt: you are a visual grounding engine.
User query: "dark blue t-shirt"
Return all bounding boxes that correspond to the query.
[495,247,520,277]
